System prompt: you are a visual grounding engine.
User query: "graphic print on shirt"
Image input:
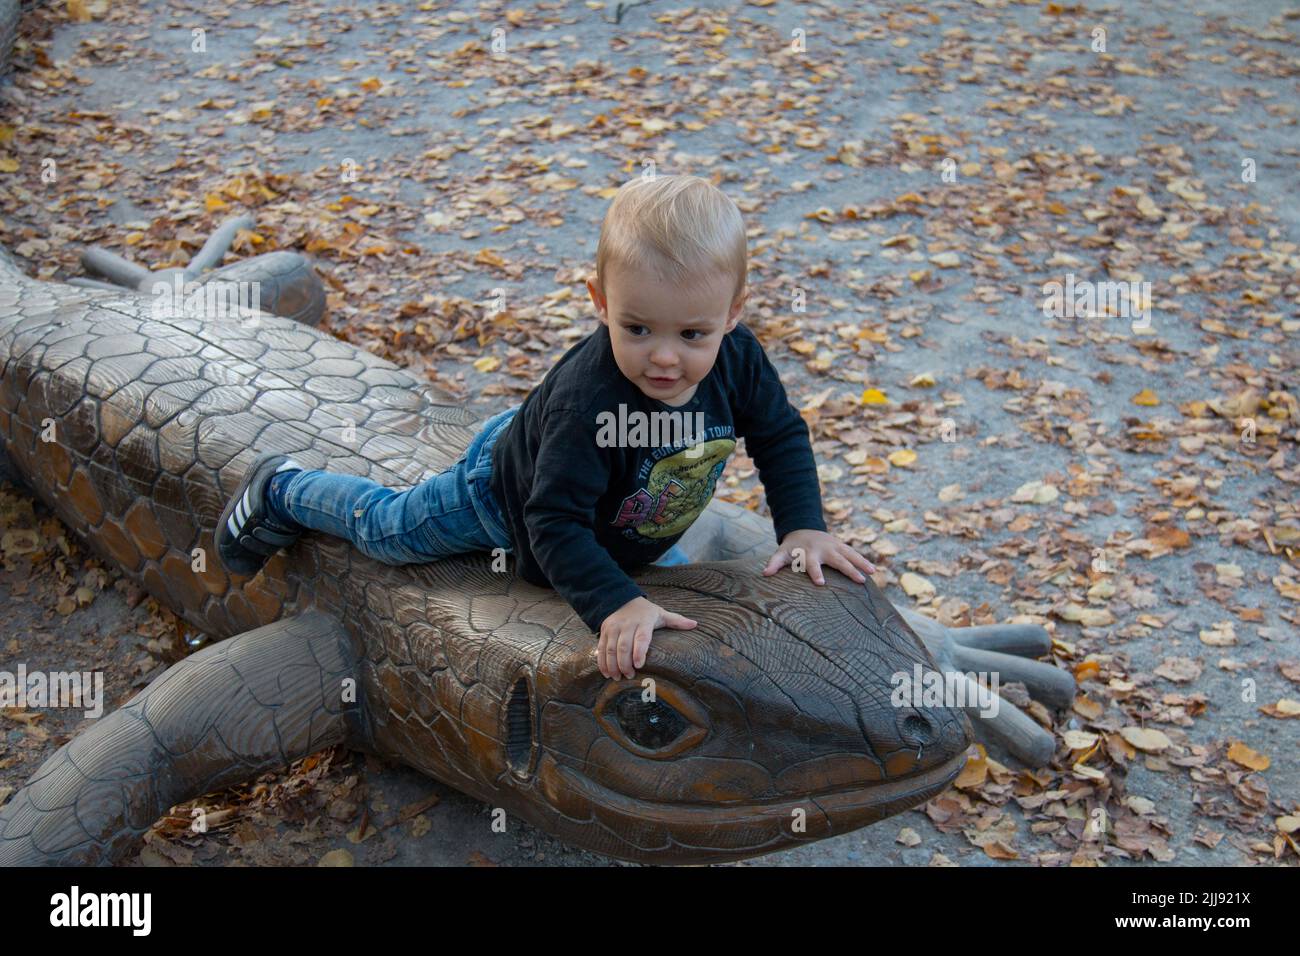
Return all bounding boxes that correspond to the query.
[611,432,736,540]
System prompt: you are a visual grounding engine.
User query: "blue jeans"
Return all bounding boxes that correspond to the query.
[267,406,519,565]
[266,403,692,568]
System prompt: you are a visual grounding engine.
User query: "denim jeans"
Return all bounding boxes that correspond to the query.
[266,403,693,568]
[267,405,519,565]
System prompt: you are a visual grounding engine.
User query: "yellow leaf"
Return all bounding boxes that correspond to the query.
[67,0,92,23]
[359,76,383,93]
[1072,762,1106,781]
[1135,193,1163,219]
[1120,726,1171,753]
[1132,388,1160,406]
[0,157,18,173]
[899,573,935,600]
[1261,699,1300,719]
[954,745,987,789]
[204,193,229,211]
[473,356,499,374]
[1226,740,1270,771]
[888,449,917,468]
[1057,604,1114,627]
[1011,480,1058,504]
[1198,621,1236,646]
[861,388,888,405]
[1062,730,1099,750]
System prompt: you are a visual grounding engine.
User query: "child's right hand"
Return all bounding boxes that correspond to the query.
[596,597,697,679]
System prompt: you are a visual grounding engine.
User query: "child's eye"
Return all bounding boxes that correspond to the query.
[681,329,703,341]
[626,324,647,336]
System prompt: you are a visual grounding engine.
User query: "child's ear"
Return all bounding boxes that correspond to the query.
[587,278,609,323]
[724,289,746,331]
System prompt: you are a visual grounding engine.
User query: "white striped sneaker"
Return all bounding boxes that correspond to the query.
[216,453,305,576]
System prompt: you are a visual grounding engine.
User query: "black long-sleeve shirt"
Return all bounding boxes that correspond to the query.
[489,320,826,633]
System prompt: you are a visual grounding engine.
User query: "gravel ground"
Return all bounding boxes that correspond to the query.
[0,0,1296,867]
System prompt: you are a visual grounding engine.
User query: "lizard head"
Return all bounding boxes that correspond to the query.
[503,562,973,864]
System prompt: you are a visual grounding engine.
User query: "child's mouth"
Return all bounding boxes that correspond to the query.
[647,376,678,386]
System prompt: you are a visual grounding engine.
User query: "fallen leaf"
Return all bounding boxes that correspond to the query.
[1120,727,1171,753]
[899,572,935,600]
[954,745,987,789]
[1154,656,1203,684]
[1259,699,1300,719]
[1011,480,1059,505]
[1226,741,1269,771]
[1062,730,1099,750]
[1058,605,1115,627]
[1199,622,1237,646]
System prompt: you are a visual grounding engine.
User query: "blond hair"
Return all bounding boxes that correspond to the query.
[594,174,747,304]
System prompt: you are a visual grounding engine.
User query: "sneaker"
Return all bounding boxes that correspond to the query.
[217,453,305,576]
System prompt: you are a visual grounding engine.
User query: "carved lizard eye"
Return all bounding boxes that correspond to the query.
[594,679,709,759]
[609,690,688,749]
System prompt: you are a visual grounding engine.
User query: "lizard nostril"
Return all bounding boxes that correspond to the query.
[902,714,935,745]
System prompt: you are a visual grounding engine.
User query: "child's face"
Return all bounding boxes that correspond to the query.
[588,264,743,407]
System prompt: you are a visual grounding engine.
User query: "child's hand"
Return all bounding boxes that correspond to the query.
[596,596,697,679]
[762,529,877,586]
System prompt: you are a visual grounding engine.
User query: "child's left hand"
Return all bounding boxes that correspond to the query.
[762,529,876,586]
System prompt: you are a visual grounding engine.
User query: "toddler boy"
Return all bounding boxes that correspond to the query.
[218,175,875,681]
